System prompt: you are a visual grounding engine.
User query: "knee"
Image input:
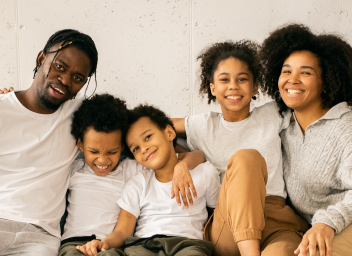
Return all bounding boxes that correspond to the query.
[226,149,268,182]
[228,149,264,166]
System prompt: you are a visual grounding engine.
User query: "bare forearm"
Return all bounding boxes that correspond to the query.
[171,117,186,137]
[102,230,128,249]
[178,150,206,170]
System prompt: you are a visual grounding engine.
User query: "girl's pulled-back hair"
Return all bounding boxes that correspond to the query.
[71,94,129,145]
[198,40,262,104]
[261,23,352,115]
[43,29,98,77]
[128,105,177,148]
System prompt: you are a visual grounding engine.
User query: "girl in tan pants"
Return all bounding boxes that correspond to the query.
[173,40,308,256]
[204,149,308,256]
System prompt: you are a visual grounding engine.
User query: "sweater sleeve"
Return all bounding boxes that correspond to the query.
[312,138,352,234]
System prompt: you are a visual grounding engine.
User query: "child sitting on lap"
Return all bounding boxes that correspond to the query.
[59,95,204,256]
[77,105,221,256]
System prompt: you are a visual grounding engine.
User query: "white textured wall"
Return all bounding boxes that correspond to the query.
[1,0,352,117]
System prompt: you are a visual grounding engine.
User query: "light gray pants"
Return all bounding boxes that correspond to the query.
[0,218,60,256]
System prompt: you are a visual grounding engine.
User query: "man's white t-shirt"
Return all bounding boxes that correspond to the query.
[62,158,144,240]
[0,91,83,238]
[185,102,290,199]
[117,161,221,240]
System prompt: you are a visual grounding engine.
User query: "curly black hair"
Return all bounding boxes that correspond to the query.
[197,40,262,104]
[261,23,352,115]
[71,94,129,145]
[127,104,177,148]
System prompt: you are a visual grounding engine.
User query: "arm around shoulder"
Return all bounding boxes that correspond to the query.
[171,117,186,137]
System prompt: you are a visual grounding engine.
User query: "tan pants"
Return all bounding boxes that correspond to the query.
[305,224,352,256]
[204,149,308,256]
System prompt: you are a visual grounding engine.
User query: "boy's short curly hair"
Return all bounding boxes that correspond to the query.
[71,94,129,145]
[198,40,262,104]
[261,23,352,115]
[128,104,177,148]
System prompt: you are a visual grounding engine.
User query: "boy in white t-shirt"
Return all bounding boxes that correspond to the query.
[77,105,220,256]
[59,95,206,256]
[58,94,134,255]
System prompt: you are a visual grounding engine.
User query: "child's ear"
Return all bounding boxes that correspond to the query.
[210,83,216,96]
[165,125,176,141]
[77,138,84,152]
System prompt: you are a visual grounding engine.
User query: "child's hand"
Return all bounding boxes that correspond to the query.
[294,223,335,256]
[172,161,197,208]
[76,240,109,256]
[0,87,14,94]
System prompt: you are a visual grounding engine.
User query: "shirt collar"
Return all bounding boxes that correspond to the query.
[320,102,351,120]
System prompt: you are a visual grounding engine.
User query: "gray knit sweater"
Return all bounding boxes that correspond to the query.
[281,102,352,234]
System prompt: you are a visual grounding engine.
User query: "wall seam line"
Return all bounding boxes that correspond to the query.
[15,0,20,90]
[189,0,193,116]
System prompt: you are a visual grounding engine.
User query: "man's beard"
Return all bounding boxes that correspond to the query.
[38,84,64,111]
[39,94,61,111]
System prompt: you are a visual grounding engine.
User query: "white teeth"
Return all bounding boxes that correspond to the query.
[96,165,108,169]
[53,87,65,95]
[287,89,302,94]
[227,96,241,100]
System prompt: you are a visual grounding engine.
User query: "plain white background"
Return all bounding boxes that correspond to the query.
[1,0,352,117]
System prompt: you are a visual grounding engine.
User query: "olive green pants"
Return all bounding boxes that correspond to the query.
[58,236,213,256]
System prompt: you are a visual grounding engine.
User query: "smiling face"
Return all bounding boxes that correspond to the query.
[210,57,258,122]
[126,117,176,171]
[77,128,123,177]
[34,43,91,112]
[278,50,324,113]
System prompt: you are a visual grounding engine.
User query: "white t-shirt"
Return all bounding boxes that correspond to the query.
[185,101,290,199]
[118,161,221,240]
[0,91,83,237]
[62,158,144,240]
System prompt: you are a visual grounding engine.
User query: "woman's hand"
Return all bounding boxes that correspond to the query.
[172,161,197,208]
[76,240,109,256]
[0,87,14,94]
[295,223,335,256]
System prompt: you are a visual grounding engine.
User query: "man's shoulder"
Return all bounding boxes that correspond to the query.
[60,95,84,114]
[0,91,16,105]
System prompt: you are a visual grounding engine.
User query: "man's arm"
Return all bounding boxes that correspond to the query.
[77,209,137,256]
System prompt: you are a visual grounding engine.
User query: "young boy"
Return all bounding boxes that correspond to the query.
[58,94,141,256]
[59,95,205,256]
[77,105,221,256]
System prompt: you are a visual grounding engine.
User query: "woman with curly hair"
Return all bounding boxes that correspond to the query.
[173,40,308,256]
[261,24,352,256]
